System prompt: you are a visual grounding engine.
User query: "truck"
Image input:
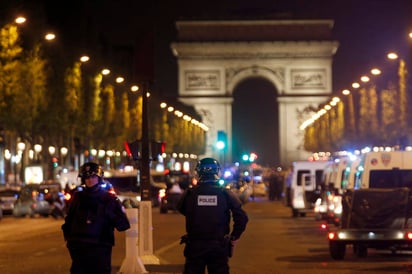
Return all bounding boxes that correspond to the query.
[290,160,330,217]
[327,150,412,260]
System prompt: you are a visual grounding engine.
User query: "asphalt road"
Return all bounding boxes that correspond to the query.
[1,196,412,274]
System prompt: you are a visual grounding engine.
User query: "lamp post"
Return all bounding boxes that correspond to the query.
[48,146,56,180]
[106,150,113,170]
[34,144,42,163]
[4,149,11,184]
[17,142,25,184]
[60,147,68,167]
[0,130,5,185]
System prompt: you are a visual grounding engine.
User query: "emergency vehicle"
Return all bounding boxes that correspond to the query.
[327,150,412,260]
[314,156,352,223]
[290,160,331,217]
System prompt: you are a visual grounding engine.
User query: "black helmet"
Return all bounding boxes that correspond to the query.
[79,162,104,183]
[195,157,221,182]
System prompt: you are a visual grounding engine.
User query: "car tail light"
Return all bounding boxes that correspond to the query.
[406,232,412,240]
[320,223,327,230]
[328,232,336,240]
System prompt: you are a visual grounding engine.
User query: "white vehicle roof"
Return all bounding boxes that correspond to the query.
[357,151,412,189]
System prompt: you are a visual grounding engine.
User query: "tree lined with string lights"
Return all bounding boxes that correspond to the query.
[303,58,409,153]
[0,21,205,173]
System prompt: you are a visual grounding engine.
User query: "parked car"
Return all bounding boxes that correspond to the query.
[250,181,268,197]
[104,170,167,208]
[0,188,19,215]
[12,183,60,218]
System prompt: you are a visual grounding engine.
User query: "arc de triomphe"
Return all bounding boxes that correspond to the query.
[171,20,338,166]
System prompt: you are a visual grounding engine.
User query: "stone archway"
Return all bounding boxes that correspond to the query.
[232,77,279,165]
[171,20,338,166]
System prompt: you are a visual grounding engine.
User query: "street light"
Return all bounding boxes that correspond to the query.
[15,16,26,24]
[48,146,56,156]
[16,142,25,184]
[60,147,68,167]
[34,144,42,163]
[48,146,56,180]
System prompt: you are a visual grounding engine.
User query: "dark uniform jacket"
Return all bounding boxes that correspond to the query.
[62,184,130,246]
[177,182,248,241]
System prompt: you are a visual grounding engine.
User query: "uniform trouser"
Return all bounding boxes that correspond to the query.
[183,240,229,274]
[67,242,112,274]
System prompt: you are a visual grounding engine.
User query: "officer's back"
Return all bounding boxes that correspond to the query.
[177,157,248,274]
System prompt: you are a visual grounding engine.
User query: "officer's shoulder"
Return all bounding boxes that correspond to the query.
[100,188,118,200]
[221,187,240,199]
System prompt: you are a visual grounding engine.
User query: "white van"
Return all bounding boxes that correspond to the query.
[354,150,412,189]
[290,160,331,217]
[314,156,356,223]
[328,150,412,259]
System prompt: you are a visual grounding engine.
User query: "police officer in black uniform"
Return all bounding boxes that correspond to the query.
[177,158,248,274]
[62,162,130,274]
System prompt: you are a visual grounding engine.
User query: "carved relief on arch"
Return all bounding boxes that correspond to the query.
[226,66,284,95]
[196,108,214,126]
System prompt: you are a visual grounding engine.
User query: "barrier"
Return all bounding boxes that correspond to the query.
[118,208,148,274]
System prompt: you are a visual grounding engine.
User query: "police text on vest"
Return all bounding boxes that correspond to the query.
[198,195,218,206]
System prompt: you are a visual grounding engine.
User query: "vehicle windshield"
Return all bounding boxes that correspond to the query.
[369,169,412,188]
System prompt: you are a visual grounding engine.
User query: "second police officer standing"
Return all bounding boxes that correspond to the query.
[62,162,130,274]
[177,157,249,274]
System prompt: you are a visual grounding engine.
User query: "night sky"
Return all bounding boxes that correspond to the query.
[2,0,412,166]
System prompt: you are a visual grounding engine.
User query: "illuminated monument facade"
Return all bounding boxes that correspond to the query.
[171,20,338,166]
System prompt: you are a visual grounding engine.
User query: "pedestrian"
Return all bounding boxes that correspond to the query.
[285,165,294,207]
[268,168,278,201]
[61,162,130,274]
[177,157,249,274]
[275,168,285,201]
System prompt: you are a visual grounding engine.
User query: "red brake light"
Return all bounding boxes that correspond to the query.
[328,232,336,240]
[406,232,412,239]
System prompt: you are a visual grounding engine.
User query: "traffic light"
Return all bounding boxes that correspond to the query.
[124,140,141,160]
[151,141,166,160]
[216,130,227,150]
[242,154,249,161]
[241,152,258,162]
[52,157,59,168]
[125,140,166,160]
